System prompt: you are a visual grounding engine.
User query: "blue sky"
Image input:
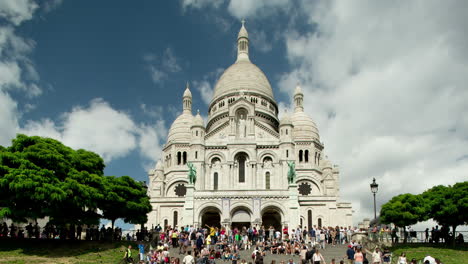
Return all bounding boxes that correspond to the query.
[1,0,468,224]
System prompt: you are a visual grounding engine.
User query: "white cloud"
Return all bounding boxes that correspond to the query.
[138,120,167,169]
[21,99,139,162]
[181,0,290,19]
[193,68,224,105]
[227,0,289,19]
[277,0,468,221]
[162,48,181,73]
[0,91,19,146]
[20,98,169,165]
[181,0,224,10]
[145,48,182,84]
[250,29,272,53]
[149,65,167,82]
[0,0,38,26]
[193,80,213,105]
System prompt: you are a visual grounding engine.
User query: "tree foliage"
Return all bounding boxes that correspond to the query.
[100,176,151,227]
[380,193,428,227]
[0,134,151,226]
[422,181,468,233]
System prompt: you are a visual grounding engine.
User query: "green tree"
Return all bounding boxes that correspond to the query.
[0,134,105,224]
[100,176,151,229]
[423,181,468,245]
[380,193,428,242]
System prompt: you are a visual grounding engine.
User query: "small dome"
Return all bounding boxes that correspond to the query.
[280,112,292,126]
[212,61,274,102]
[183,86,192,98]
[294,84,303,95]
[167,112,194,142]
[291,111,320,140]
[192,111,205,128]
[238,20,248,39]
[321,159,333,169]
[155,160,163,171]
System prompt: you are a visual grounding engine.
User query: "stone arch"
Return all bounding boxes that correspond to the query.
[234,151,249,183]
[230,205,253,229]
[196,202,223,218]
[296,177,322,194]
[231,148,255,162]
[258,150,278,163]
[316,215,324,228]
[261,204,284,231]
[197,203,223,228]
[207,151,226,163]
[165,179,188,197]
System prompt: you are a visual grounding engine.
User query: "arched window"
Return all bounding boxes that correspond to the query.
[195,151,198,159]
[286,129,288,135]
[177,152,181,165]
[183,152,187,165]
[196,130,198,136]
[315,152,317,164]
[265,172,271,190]
[286,150,289,158]
[173,211,178,228]
[318,218,322,228]
[300,218,303,227]
[318,154,320,165]
[164,219,168,230]
[299,150,303,162]
[305,150,309,163]
[213,172,218,190]
[308,210,312,229]
[236,152,248,183]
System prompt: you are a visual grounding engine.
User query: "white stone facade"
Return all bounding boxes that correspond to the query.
[146,23,352,232]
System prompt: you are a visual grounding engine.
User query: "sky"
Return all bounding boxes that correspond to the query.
[0,0,467,226]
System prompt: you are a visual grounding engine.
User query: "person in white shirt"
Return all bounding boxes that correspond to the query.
[312,249,326,264]
[182,250,194,264]
[423,255,436,264]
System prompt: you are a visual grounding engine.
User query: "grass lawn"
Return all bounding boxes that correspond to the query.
[390,243,467,264]
[0,239,135,264]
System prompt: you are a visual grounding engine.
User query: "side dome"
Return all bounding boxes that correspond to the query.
[280,112,292,126]
[212,61,274,102]
[167,112,194,143]
[155,160,163,171]
[291,111,320,140]
[192,111,205,128]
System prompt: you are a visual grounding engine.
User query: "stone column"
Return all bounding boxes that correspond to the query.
[288,183,300,232]
[182,183,195,227]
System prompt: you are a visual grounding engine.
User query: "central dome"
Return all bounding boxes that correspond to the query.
[212,60,274,102]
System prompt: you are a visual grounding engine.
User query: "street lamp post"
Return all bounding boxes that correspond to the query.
[370,178,379,220]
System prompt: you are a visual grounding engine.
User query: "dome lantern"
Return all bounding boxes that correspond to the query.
[183,82,192,114]
[294,83,304,112]
[236,19,250,62]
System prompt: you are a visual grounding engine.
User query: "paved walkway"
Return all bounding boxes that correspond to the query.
[168,244,349,263]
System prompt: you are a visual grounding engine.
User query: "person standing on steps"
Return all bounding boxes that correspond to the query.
[344,245,355,264]
[123,245,134,263]
[312,249,326,264]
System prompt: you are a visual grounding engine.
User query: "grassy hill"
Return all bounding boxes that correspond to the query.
[390,243,467,264]
[0,240,133,264]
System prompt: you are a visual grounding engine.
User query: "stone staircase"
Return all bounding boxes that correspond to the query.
[320,244,349,263]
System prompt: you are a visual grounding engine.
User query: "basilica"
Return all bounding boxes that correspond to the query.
[147,22,352,231]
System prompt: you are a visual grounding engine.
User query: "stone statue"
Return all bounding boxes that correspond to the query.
[287,161,296,184]
[187,162,197,184]
[238,114,246,138]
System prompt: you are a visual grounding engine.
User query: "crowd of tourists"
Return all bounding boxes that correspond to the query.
[128,224,362,264]
[0,222,126,241]
[367,224,464,245]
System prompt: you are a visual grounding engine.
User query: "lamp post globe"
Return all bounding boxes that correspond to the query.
[370,178,378,220]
